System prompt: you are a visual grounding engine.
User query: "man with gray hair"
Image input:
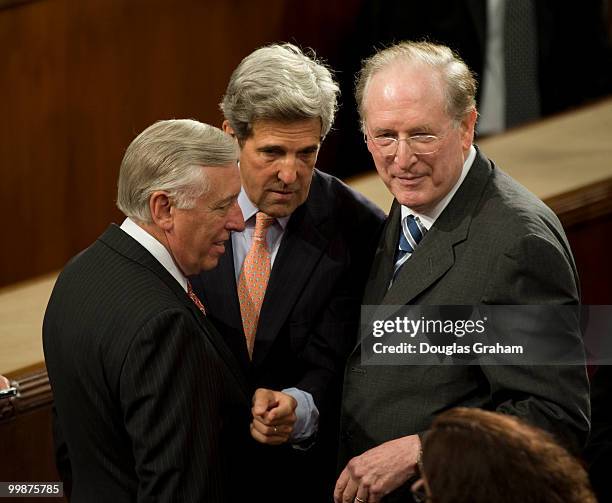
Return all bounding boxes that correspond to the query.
[191,44,385,501]
[44,119,250,502]
[335,41,589,502]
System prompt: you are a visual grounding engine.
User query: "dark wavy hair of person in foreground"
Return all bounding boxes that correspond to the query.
[416,407,596,503]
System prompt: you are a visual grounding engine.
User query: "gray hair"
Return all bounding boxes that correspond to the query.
[220,43,340,140]
[117,119,238,223]
[355,41,477,129]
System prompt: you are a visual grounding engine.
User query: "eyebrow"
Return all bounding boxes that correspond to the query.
[256,143,320,153]
[371,125,436,135]
[215,194,238,207]
[299,145,320,153]
[371,127,396,136]
[257,145,284,152]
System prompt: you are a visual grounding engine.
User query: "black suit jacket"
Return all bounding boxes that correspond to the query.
[340,148,590,502]
[43,225,252,502]
[192,170,385,501]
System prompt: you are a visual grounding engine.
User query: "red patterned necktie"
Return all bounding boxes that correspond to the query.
[238,212,275,358]
[187,280,207,316]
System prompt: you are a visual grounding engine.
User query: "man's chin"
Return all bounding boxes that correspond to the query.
[201,249,226,271]
[260,201,298,218]
[393,192,430,213]
[200,257,220,272]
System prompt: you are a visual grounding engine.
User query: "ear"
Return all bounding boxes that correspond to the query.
[149,191,174,231]
[460,109,478,151]
[222,120,235,137]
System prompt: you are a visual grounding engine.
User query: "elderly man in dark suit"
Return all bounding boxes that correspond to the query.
[190,44,385,502]
[43,119,250,502]
[335,41,590,503]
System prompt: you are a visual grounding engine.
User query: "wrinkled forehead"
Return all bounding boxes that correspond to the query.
[247,118,322,144]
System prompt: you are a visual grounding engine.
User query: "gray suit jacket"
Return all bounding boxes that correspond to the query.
[339,147,590,501]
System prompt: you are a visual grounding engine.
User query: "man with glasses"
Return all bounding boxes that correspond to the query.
[335,41,589,503]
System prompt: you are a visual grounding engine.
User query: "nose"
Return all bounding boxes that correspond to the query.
[277,157,298,185]
[393,139,418,169]
[226,200,245,232]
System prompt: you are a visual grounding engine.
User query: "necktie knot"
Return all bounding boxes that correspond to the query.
[186,280,207,316]
[399,214,424,253]
[253,212,275,242]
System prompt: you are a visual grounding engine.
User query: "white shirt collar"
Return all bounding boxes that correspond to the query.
[401,145,477,230]
[119,217,189,292]
[238,188,290,229]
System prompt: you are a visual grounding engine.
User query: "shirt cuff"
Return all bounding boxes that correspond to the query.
[282,387,319,443]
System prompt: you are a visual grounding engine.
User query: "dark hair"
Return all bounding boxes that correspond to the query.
[422,408,595,503]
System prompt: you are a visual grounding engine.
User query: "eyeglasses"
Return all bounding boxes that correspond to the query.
[364,129,448,157]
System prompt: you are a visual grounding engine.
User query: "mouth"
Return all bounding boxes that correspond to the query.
[393,174,425,186]
[269,189,296,200]
[211,237,228,253]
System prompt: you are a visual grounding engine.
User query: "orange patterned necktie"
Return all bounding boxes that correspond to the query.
[238,212,275,358]
[187,280,207,316]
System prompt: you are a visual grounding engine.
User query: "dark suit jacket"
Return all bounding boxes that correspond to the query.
[43,225,252,503]
[192,170,385,502]
[339,148,590,502]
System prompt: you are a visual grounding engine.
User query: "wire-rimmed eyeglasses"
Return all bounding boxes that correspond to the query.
[364,129,449,157]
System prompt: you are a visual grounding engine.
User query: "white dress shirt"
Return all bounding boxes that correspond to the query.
[120,218,188,292]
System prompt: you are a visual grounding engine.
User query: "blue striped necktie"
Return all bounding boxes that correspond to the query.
[392,214,426,281]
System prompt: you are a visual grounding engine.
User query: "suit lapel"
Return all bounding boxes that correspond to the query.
[353,149,493,353]
[253,174,329,365]
[362,201,401,306]
[383,148,493,306]
[99,225,251,399]
[197,238,241,324]
[196,239,251,368]
[382,217,458,305]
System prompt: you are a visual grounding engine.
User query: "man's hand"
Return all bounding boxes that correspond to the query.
[334,434,420,503]
[0,375,9,390]
[250,388,297,445]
